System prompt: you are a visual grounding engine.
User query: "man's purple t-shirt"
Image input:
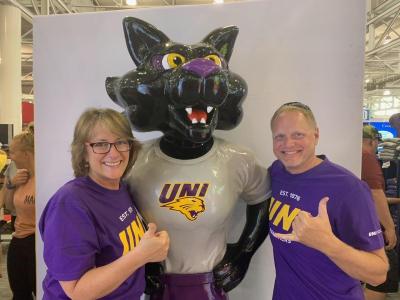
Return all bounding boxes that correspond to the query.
[269,157,384,300]
[39,176,145,299]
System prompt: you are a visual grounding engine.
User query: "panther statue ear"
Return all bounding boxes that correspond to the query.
[123,17,170,66]
[202,26,239,62]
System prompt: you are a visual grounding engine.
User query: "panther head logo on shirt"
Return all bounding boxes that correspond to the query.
[161,197,205,221]
[158,183,209,221]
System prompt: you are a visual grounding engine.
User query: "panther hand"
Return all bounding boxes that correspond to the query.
[144,262,164,295]
[214,200,269,292]
[213,243,251,292]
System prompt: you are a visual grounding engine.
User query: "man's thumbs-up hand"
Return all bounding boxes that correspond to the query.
[274,197,334,251]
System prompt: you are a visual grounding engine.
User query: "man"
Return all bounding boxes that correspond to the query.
[268,102,388,299]
[389,113,400,136]
[362,125,399,300]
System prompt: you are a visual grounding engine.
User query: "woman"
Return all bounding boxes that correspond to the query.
[2,132,36,299]
[2,123,34,232]
[39,108,169,299]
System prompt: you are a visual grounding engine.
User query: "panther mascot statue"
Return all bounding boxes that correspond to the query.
[106,17,271,300]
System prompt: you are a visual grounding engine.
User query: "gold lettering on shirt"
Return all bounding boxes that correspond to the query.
[269,197,281,220]
[119,217,146,255]
[269,197,301,231]
[131,218,145,246]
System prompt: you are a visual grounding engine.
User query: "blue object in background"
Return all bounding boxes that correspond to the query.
[365,121,398,139]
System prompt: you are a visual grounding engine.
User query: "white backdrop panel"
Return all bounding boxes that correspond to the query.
[34,0,366,298]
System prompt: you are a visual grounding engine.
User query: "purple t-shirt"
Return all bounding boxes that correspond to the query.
[39,176,145,300]
[269,157,384,300]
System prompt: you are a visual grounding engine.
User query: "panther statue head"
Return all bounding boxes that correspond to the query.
[106,17,247,146]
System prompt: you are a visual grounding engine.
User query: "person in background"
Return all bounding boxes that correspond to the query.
[389,113,400,137]
[39,108,169,300]
[268,102,388,300]
[362,125,399,300]
[0,122,34,231]
[0,132,35,299]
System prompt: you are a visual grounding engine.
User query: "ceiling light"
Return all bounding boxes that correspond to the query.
[214,0,224,4]
[126,0,137,5]
[383,90,391,96]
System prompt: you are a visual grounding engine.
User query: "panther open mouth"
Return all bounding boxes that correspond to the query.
[169,104,217,128]
[185,105,214,125]
[168,103,218,142]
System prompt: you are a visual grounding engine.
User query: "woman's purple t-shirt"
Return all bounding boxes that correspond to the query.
[39,176,145,299]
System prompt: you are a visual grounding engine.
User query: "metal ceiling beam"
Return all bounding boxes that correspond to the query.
[367,1,400,26]
[366,74,400,91]
[31,0,39,14]
[6,0,33,23]
[390,78,400,85]
[374,0,398,13]
[376,7,400,47]
[374,55,397,72]
[22,72,32,79]
[49,0,57,14]
[366,58,400,62]
[54,0,72,13]
[366,37,400,56]
[41,0,49,14]
[22,56,32,63]
[22,28,32,38]
[72,4,142,8]
[381,20,400,38]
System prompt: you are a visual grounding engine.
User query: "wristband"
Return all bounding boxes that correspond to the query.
[6,180,16,190]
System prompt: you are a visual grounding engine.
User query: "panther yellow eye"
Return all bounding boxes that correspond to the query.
[204,54,222,67]
[162,53,186,70]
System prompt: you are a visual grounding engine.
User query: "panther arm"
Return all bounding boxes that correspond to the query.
[144,262,164,295]
[213,199,270,292]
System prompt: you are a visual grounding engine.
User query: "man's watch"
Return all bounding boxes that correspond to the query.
[6,179,16,190]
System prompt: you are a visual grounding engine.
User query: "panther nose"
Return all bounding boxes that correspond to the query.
[182,58,220,78]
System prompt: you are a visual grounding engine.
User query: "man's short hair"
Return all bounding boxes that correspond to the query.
[270,101,317,129]
[363,125,382,141]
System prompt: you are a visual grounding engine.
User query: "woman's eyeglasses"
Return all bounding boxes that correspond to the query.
[87,139,133,154]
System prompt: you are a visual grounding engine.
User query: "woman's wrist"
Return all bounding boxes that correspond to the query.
[6,179,16,190]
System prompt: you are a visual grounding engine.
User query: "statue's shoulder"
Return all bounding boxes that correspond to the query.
[215,137,254,157]
[214,138,258,167]
[137,138,160,158]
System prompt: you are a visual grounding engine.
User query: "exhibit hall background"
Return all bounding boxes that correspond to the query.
[34,0,366,298]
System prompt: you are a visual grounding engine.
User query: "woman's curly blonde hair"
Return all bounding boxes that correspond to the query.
[12,132,34,154]
[71,108,141,178]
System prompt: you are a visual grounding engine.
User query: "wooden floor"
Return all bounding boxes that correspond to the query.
[389,292,400,300]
